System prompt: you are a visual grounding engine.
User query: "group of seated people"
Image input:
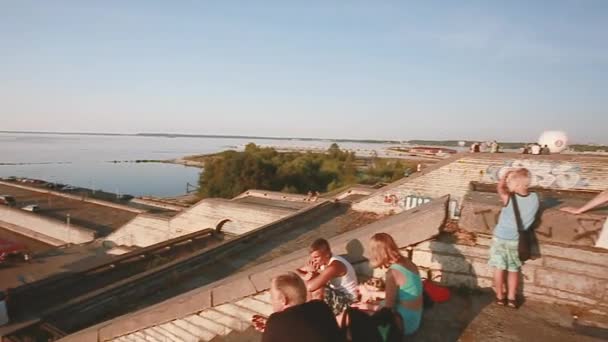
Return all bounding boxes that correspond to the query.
[253,233,422,342]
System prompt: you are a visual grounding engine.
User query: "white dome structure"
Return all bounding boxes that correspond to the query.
[538,131,568,153]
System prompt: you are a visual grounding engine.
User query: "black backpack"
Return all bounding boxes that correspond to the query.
[341,307,402,342]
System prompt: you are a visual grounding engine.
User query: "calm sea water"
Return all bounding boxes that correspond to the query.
[0,133,396,197]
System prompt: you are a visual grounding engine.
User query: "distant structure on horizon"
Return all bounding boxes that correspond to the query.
[538,131,568,153]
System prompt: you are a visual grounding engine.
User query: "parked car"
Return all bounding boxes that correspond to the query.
[60,185,77,192]
[21,204,40,212]
[0,195,16,207]
[0,239,30,264]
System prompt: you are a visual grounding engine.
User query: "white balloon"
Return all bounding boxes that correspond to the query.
[538,131,568,153]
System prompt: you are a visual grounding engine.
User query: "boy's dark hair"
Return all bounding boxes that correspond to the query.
[309,238,331,254]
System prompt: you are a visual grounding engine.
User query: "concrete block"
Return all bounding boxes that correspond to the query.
[172,319,216,341]
[536,269,606,298]
[539,244,608,266]
[199,309,250,332]
[441,272,489,289]
[99,289,212,342]
[525,293,581,307]
[141,327,171,342]
[184,314,231,336]
[544,257,608,280]
[475,236,493,247]
[212,278,257,306]
[249,257,305,292]
[416,240,489,259]
[161,322,199,342]
[520,264,537,284]
[469,259,493,279]
[413,250,471,274]
[150,326,181,342]
[525,289,598,307]
[134,332,157,342]
[253,291,271,304]
[234,297,273,317]
[214,303,258,323]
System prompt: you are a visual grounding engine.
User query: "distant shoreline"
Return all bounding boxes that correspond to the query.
[2,131,606,152]
[0,130,401,144]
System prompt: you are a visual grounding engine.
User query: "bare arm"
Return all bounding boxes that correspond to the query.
[497,172,511,205]
[383,269,398,309]
[561,190,608,215]
[306,260,345,293]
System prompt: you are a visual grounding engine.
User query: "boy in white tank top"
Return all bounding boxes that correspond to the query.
[296,238,359,316]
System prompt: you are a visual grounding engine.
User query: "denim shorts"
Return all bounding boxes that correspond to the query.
[488,237,521,272]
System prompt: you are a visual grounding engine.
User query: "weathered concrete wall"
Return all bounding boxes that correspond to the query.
[105,198,298,248]
[459,198,607,247]
[104,215,171,247]
[0,206,95,244]
[172,199,294,235]
[403,235,608,315]
[353,153,608,216]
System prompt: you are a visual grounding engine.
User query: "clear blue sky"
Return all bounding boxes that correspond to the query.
[1,1,606,143]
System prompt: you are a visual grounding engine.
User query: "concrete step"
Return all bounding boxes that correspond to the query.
[184,314,232,336]
[234,297,273,317]
[171,318,217,341]
[214,303,259,324]
[199,309,250,332]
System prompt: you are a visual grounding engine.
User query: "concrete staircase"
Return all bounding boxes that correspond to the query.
[110,292,271,342]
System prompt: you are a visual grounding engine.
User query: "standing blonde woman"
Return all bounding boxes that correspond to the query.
[356,233,423,336]
[490,168,539,308]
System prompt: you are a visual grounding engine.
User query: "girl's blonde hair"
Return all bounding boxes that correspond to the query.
[369,233,402,268]
[506,168,532,192]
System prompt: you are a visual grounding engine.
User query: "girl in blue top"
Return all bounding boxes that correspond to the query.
[357,233,423,336]
[489,168,539,308]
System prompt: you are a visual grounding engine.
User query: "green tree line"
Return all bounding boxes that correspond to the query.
[198,143,412,198]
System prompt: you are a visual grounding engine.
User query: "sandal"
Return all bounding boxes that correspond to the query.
[507,299,517,309]
[495,297,506,306]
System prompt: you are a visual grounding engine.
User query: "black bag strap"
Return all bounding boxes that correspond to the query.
[511,194,525,233]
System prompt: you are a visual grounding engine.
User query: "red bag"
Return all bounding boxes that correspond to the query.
[423,279,451,303]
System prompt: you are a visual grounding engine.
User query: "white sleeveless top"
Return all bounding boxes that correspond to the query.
[326,255,358,298]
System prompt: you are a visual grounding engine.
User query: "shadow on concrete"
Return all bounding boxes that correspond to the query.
[417,236,492,341]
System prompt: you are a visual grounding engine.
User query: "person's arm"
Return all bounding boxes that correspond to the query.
[261,315,279,342]
[497,171,511,205]
[382,269,398,310]
[561,190,608,215]
[306,260,345,292]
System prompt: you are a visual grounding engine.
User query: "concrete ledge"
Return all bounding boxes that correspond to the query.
[97,289,212,341]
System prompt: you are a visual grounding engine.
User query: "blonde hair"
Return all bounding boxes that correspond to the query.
[271,272,307,305]
[507,168,532,192]
[369,233,402,268]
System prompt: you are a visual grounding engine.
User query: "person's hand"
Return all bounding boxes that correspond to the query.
[307,258,320,272]
[302,270,317,281]
[251,315,267,332]
[560,207,582,215]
